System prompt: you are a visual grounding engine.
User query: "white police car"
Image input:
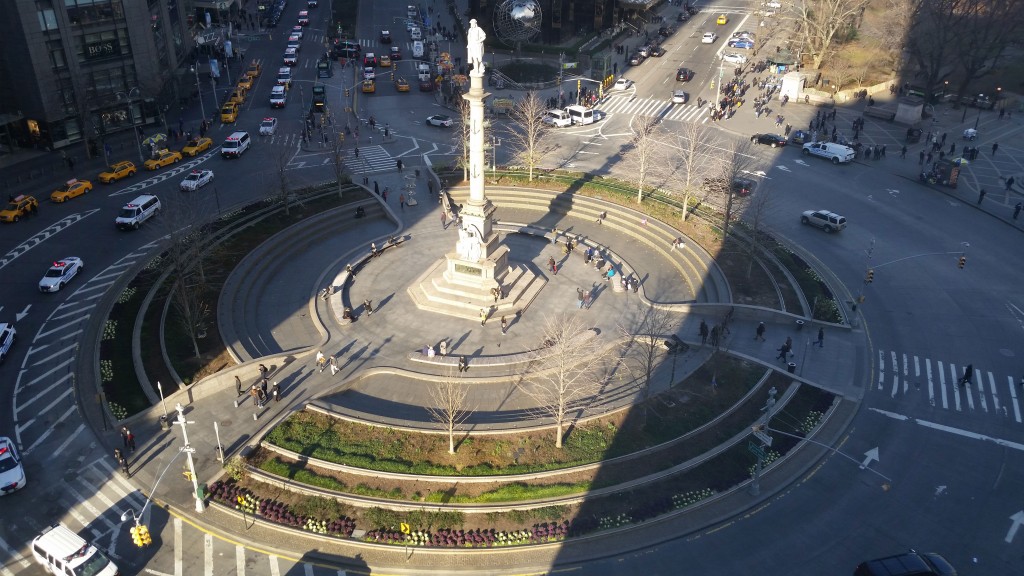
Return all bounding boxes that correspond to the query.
[180,169,214,192]
[0,437,26,495]
[39,257,83,293]
[259,117,278,135]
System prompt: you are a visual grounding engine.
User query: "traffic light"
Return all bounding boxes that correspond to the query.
[865,269,874,283]
[958,255,966,269]
[138,525,152,546]
[130,526,143,547]
[344,88,350,97]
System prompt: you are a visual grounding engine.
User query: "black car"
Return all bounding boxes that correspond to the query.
[676,67,694,82]
[677,12,689,22]
[629,54,646,66]
[650,46,665,57]
[751,133,788,147]
[379,30,392,44]
[703,177,756,197]
[854,551,956,576]
[658,26,673,37]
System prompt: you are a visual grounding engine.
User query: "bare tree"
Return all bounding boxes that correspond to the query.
[791,0,871,70]
[506,92,555,182]
[618,303,678,421]
[672,121,723,221]
[329,127,348,199]
[453,97,471,181]
[273,147,295,216]
[160,198,209,359]
[620,115,670,204]
[744,183,774,278]
[951,0,1023,97]
[861,0,918,67]
[426,369,472,454]
[824,53,856,93]
[518,314,605,448]
[704,140,756,241]
[905,0,959,97]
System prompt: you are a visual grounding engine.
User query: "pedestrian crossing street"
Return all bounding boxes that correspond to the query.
[598,94,710,124]
[877,350,1022,423]
[0,456,354,576]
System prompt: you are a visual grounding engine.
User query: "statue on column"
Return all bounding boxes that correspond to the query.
[467,19,486,75]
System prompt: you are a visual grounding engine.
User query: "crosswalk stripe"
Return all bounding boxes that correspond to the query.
[175,517,183,576]
[1009,376,1021,423]
[269,555,282,576]
[205,533,214,576]
[976,370,987,412]
[236,545,246,576]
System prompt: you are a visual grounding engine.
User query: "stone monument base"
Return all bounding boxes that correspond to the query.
[408,256,547,321]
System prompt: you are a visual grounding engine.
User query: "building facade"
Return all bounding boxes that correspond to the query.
[0,0,194,152]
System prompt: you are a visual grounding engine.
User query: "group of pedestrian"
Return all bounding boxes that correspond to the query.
[576,287,594,309]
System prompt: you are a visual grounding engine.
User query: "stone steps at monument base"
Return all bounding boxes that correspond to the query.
[407,259,548,321]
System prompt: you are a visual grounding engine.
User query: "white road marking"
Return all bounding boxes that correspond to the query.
[1009,376,1022,423]
[237,545,246,576]
[205,533,214,576]
[175,517,183,576]
[925,358,935,406]
[869,407,1024,451]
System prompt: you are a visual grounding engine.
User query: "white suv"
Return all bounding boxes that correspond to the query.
[801,210,847,233]
[0,323,15,363]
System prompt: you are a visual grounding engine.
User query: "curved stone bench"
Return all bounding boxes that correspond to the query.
[448,187,730,304]
[326,233,408,324]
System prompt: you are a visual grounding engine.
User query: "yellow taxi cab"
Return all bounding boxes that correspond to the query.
[716,14,728,25]
[221,102,239,123]
[181,136,213,157]
[246,61,262,79]
[362,79,376,93]
[0,194,39,222]
[237,75,253,90]
[98,160,136,183]
[395,77,410,92]
[143,149,183,170]
[229,88,246,105]
[50,178,93,203]
[380,55,392,68]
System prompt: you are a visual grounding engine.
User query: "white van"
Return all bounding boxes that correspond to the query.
[32,524,119,576]
[543,109,572,127]
[412,40,424,58]
[116,194,161,230]
[565,105,600,125]
[221,131,251,158]
[416,63,432,82]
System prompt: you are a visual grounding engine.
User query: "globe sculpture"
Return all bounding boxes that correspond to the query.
[493,0,542,49]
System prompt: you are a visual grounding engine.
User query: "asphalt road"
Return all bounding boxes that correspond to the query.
[2,0,1023,574]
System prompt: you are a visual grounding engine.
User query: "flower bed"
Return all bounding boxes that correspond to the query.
[364,523,569,548]
[207,480,356,537]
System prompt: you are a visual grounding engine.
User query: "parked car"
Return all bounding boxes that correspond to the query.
[613,78,633,90]
[728,39,754,49]
[50,179,92,203]
[854,551,957,576]
[723,53,747,64]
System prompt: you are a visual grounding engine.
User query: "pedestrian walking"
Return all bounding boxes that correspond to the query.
[959,364,973,386]
[501,316,508,335]
[577,288,585,308]
[919,150,925,165]
[1006,176,1016,192]
[785,336,792,351]
[709,325,720,348]
[900,145,907,159]
[458,356,468,372]
[427,344,436,358]
[949,143,955,155]
[271,381,280,402]
[815,327,824,348]
[120,426,131,450]
[250,384,260,407]
[881,145,886,157]
[396,159,403,172]
[315,350,326,372]
[330,355,339,375]
[480,308,487,326]
[235,375,242,395]
[1014,202,1022,220]
[941,132,947,145]
[548,256,556,272]
[776,343,790,361]
[550,228,558,244]
[699,320,709,345]
[382,188,388,202]
[439,340,448,356]
[399,193,405,210]
[978,189,986,205]
[363,299,373,315]
[755,322,766,341]
[991,142,998,156]
[583,290,593,309]
[115,449,130,477]
[355,147,359,158]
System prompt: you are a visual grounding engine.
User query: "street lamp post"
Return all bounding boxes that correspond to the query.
[490,135,501,177]
[190,65,206,123]
[174,402,206,513]
[117,88,145,164]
